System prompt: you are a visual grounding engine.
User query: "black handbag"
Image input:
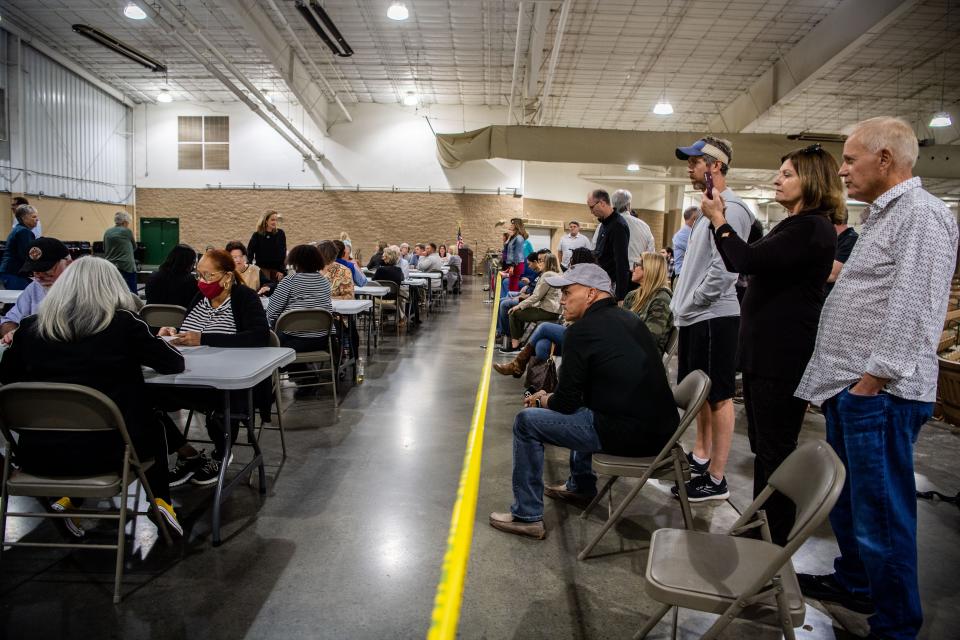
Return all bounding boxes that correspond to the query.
[523,345,558,393]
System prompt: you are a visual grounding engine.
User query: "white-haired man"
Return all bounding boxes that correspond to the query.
[103,210,137,293]
[611,189,655,266]
[796,117,958,640]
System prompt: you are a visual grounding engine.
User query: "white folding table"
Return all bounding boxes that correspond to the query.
[0,290,23,305]
[144,345,295,546]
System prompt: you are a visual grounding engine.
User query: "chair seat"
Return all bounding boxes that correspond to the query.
[646,528,805,625]
[7,458,155,499]
[593,453,673,479]
[292,351,332,364]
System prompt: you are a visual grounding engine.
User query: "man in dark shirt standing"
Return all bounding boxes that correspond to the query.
[489,264,679,539]
[587,190,631,300]
[825,208,858,296]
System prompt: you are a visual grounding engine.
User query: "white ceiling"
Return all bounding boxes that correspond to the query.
[2,0,958,143]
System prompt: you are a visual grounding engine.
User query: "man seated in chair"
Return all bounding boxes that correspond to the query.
[489,263,679,539]
[1,237,73,344]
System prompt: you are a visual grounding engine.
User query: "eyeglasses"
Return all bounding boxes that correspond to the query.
[196,270,224,282]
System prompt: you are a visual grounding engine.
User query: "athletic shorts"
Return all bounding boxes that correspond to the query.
[677,316,739,404]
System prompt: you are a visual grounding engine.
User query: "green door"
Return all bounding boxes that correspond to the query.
[140,218,180,266]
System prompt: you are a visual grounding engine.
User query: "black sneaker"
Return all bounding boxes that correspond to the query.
[686,451,710,476]
[191,456,222,486]
[672,473,730,502]
[797,573,875,614]
[169,451,206,487]
[497,345,520,354]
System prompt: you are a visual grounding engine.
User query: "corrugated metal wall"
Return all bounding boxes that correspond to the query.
[1,30,133,204]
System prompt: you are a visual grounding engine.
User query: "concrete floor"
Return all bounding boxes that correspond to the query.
[1,282,959,639]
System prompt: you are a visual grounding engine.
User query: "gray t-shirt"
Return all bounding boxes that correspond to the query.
[558,233,592,267]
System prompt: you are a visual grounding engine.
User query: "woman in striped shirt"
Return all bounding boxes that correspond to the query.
[157,249,270,486]
[266,244,335,353]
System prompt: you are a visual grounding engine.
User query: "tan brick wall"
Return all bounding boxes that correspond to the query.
[636,209,666,250]
[1,193,135,243]
[134,188,522,266]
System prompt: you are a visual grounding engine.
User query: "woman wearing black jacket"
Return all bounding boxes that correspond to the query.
[700,144,840,545]
[0,256,186,536]
[247,210,287,281]
[145,243,197,308]
[158,249,271,486]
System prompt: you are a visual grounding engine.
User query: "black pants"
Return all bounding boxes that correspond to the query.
[153,388,255,462]
[741,372,809,546]
[279,333,330,380]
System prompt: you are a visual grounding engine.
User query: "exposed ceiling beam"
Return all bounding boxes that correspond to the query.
[223,0,331,133]
[708,0,921,133]
[505,2,525,125]
[525,2,550,101]
[536,0,572,126]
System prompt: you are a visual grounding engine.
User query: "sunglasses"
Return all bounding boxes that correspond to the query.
[800,143,824,154]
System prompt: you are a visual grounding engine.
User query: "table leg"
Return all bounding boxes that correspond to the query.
[366,306,373,357]
[212,391,231,547]
[247,388,266,495]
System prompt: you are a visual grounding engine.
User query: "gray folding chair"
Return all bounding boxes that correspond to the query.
[634,439,846,640]
[578,370,710,560]
[374,280,404,336]
[0,383,174,603]
[275,309,338,406]
[662,325,679,367]
[255,331,287,457]
[140,304,187,332]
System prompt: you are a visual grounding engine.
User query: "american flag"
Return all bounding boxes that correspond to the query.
[456,225,464,250]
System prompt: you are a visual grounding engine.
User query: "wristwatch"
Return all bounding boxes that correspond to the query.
[535,398,542,408]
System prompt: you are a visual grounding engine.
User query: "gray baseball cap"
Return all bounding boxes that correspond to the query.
[544,263,614,295]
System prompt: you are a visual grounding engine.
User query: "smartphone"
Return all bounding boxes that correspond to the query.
[704,169,714,200]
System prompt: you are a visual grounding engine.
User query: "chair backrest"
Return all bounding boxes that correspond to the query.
[0,383,132,451]
[268,330,281,348]
[661,325,680,366]
[276,308,334,334]
[638,370,711,467]
[140,304,187,329]
[374,279,400,299]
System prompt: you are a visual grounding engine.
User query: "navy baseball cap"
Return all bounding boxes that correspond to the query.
[20,237,69,273]
[675,139,730,165]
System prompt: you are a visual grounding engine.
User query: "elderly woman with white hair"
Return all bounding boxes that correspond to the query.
[103,210,138,293]
[0,256,186,537]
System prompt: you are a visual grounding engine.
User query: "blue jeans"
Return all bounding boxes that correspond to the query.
[510,406,602,522]
[822,389,932,640]
[529,322,565,360]
[121,271,138,294]
[497,297,520,335]
[0,273,31,290]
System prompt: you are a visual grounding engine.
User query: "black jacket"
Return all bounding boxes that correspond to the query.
[593,213,631,300]
[367,251,384,270]
[714,207,836,383]
[547,298,678,456]
[372,265,404,299]
[145,270,197,308]
[0,310,185,470]
[247,229,287,272]
[183,283,270,348]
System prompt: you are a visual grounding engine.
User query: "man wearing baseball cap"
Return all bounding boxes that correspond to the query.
[489,263,678,539]
[0,237,72,344]
[670,135,755,502]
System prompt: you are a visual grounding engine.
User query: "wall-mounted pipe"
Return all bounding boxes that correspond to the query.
[505,2,524,126]
[536,0,572,126]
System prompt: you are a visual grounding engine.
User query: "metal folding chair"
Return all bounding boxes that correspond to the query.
[275,309,338,406]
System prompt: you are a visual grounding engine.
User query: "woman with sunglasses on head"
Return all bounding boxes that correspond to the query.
[699,144,839,545]
[156,249,270,487]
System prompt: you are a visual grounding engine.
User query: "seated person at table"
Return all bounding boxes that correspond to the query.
[266,244,335,391]
[1,238,72,344]
[0,257,186,537]
[319,240,355,299]
[500,254,561,354]
[489,264,679,539]
[226,240,274,296]
[158,249,270,486]
[445,250,462,293]
[367,241,387,270]
[496,252,542,341]
[416,242,444,273]
[372,246,404,292]
[334,240,368,287]
[622,252,674,354]
[145,243,198,308]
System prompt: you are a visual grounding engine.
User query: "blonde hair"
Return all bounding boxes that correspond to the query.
[383,246,400,265]
[256,210,279,234]
[35,257,139,342]
[629,252,670,315]
[539,253,560,273]
[850,116,919,169]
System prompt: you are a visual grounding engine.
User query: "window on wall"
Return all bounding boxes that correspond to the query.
[177,115,229,170]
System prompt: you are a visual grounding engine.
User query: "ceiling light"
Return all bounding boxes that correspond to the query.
[72,24,167,72]
[157,89,172,103]
[402,92,419,106]
[123,3,147,20]
[653,100,673,115]
[930,111,953,128]
[626,163,640,171]
[387,2,409,21]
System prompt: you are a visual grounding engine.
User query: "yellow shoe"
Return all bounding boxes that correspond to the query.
[151,498,183,538]
[50,497,85,538]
